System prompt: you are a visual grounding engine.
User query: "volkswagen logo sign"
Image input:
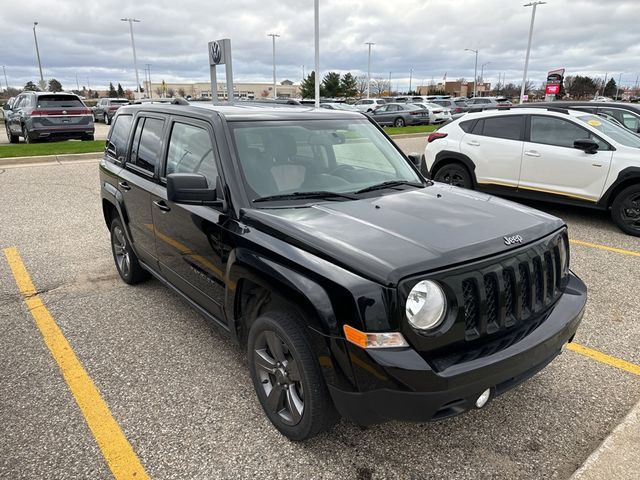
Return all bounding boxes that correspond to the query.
[209,41,222,65]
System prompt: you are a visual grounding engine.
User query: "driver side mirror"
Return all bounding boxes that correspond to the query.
[167,173,219,205]
[573,138,599,154]
[2,104,11,111]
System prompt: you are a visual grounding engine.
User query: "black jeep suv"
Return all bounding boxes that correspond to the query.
[99,103,587,441]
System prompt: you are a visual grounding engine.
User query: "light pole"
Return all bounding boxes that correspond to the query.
[121,18,141,99]
[520,1,546,103]
[2,66,8,92]
[409,68,413,93]
[480,62,491,84]
[145,64,152,98]
[267,33,280,99]
[465,48,478,98]
[314,0,320,107]
[32,22,45,91]
[388,71,392,97]
[365,42,375,98]
[615,73,622,100]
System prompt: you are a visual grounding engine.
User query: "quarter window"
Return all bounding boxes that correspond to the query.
[472,116,523,140]
[530,116,592,148]
[166,122,217,186]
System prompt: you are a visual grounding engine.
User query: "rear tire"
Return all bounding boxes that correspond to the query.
[394,117,405,127]
[104,113,110,125]
[22,125,32,144]
[433,162,473,189]
[247,311,338,441]
[81,134,95,141]
[110,217,150,284]
[611,184,640,236]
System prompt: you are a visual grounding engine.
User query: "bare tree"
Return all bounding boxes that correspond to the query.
[356,76,368,97]
[371,77,390,96]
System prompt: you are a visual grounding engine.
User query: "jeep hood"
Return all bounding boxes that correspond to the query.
[241,184,564,285]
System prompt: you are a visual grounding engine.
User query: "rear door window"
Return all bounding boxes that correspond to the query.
[478,116,524,140]
[129,117,165,174]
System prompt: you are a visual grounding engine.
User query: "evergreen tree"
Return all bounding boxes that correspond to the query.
[603,78,617,97]
[24,81,39,91]
[108,82,117,97]
[48,79,63,92]
[321,72,342,98]
[300,71,317,99]
[340,72,358,98]
[117,83,125,97]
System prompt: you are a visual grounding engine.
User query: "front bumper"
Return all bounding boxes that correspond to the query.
[329,272,587,425]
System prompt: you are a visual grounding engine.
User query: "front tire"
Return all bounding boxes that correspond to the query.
[248,311,338,441]
[104,113,110,125]
[433,162,473,189]
[6,123,19,143]
[611,184,640,236]
[110,217,150,284]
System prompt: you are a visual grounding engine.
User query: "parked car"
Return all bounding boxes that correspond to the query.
[3,91,94,143]
[353,98,387,112]
[369,102,430,127]
[431,98,470,120]
[319,102,358,111]
[92,98,130,125]
[514,101,640,135]
[100,102,585,440]
[424,107,640,236]
[410,102,452,124]
[466,97,512,112]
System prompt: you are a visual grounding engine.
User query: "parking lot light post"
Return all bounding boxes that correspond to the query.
[268,33,280,100]
[480,62,491,84]
[32,22,45,91]
[615,73,622,100]
[409,68,413,93]
[314,0,319,108]
[388,71,392,96]
[2,65,8,92]
[365,42,374,99]
[146,64,152,98]
[121,18,141,99]
[520,2,546,104]
[464,48,478,98]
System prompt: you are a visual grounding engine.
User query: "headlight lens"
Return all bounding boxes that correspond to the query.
[405,280,447,330]
[559,235,569,276]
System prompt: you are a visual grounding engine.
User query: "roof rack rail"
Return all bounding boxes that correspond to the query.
[546,107,569,114]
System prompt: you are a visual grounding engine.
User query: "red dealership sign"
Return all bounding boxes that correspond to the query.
[545,84,560,95]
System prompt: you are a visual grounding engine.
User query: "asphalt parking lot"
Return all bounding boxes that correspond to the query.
[1,144,639,479]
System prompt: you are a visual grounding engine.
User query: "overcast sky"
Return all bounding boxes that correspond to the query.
[1,0,639,92]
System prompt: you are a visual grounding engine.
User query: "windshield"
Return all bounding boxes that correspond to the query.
[577,114,640,148]
[229,119,422,203]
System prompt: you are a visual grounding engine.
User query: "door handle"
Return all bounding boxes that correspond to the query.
[118,181,131,191]
[467,140,480,146]
[153,200,171,212]
[524,150,541,157]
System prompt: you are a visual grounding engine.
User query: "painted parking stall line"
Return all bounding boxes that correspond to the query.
[570,239,640,258]
[2,247,149,480]
[567,343,640,377]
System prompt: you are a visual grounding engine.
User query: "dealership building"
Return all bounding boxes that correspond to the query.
[417,80,492,97]
[148,80,300,100]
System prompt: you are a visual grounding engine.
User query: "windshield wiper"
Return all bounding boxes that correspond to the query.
[354,180,424,194]
[253,190,358,203]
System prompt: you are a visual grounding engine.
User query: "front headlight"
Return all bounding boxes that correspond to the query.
[405,280,447,330]
[559,235,569,275]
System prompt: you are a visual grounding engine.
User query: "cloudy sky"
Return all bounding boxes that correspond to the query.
[1,0,639,92]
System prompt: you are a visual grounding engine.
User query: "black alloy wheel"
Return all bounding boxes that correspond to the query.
[248,311,338,441]
[612,184,640,236]
[434,163,473,189]
[6,122,19,144]
[22,125,32,144]
[394,117,405,127]
[109,217,149,284]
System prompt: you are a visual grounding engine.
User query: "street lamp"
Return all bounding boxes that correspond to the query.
[409,68,413,93]
[480,62,491,84]
[314,0,320,107]
[267,33,280,99]
[121,18,141,99]
[2,66,9,92]
[465,48,478,98]
[520,1,546,103]
[365,42,375,98]
[145,64,152,98]
[32,22,45,91]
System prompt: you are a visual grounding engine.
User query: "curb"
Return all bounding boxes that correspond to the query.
[570,399,640,480]
[0,152,102,168]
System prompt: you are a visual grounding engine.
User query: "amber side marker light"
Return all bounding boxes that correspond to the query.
[343,325,409,349]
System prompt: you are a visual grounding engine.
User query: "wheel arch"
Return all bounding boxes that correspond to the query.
[599,167,640,208]
[432,151,478,187]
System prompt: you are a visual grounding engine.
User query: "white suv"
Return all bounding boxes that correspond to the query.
[353,98,387,112]
[424,108,640,236]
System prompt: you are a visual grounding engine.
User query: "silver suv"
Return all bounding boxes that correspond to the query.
[4,92,94,143]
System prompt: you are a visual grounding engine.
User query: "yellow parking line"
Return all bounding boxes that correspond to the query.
[567,343,640,376]
[2,247,149,480]
[570,239,640,258]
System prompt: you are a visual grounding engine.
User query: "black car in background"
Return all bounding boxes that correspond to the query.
[92,98,130,125]
[4,92,94,143]
[515,101,640,134]
[99,102,586,441]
